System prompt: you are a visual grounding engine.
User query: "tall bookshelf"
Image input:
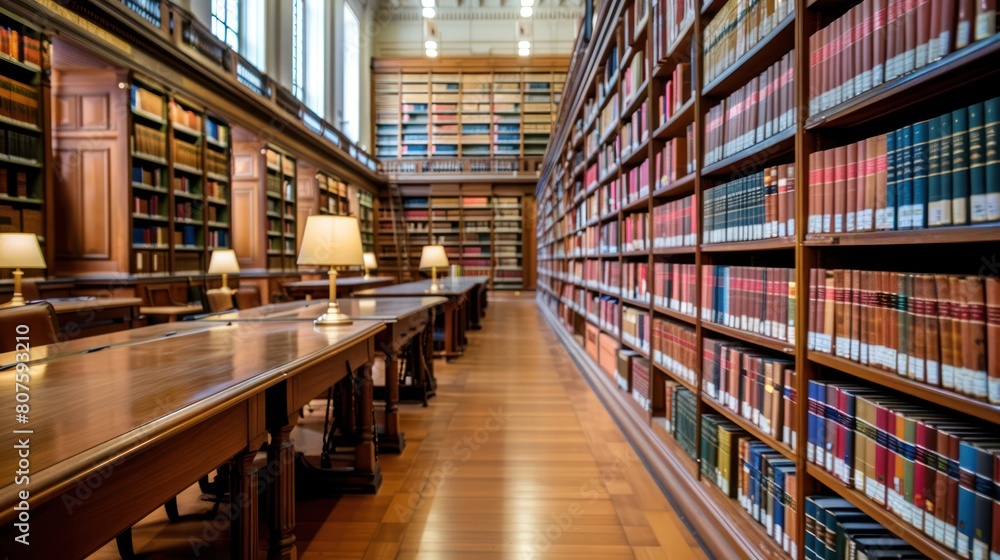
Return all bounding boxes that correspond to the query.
[129,78,232,274]
[0,7,47,280]
[264,148,297,271]
[371,60,567,161]
[377,187,531,288]
[314,170,375,253]
[535,0,1000,558]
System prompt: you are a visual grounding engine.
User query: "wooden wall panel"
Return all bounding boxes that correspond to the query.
[53,146,111,259]
[79,94,110,130]
[232,185,259,268]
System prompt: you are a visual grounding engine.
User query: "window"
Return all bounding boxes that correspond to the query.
[243,0,266,70]
[211,0,240,50]
[343,3,361,143]
[291,0,325,117]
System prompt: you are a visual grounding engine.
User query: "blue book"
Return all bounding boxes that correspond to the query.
[957,440,978,558]
[911,121,930,228]
[885,130,897,230]
[952,108,970,225]
[928,117,944,225]
[808,380,824,466]
[898,125,914,229]
[938,114,954,225]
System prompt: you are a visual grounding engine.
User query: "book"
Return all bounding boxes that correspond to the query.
[701,265,796,344]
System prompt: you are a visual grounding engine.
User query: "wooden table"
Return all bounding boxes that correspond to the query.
[353,278,488,358]
[139,303,205,322]
[200,297,446,453]
[46,297,142,339]
[282,276,395,300]
[0,319,383,560]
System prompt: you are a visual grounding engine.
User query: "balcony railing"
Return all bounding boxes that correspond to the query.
[383,157,543,176]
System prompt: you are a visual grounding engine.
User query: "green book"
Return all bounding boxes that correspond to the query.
[885,130,898,230]
[938,114,954,225]
[898,126,914,230]
[968,102,987,223]
[911,120,930,228]
[951,108,970,225]
[928,117,943,226]
[985,97,1000,221]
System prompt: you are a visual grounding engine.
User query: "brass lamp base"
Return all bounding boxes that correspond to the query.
[0,294,26,308]
[314,300,352,326]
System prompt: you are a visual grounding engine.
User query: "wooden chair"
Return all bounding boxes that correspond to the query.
[205,289,235,313]
[234,286,262,309]
[0,301,60,351]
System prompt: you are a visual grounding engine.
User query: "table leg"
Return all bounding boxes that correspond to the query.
[229,450,260,560]
[380,348,406,452]
[355,363,377,475]
[267,423,297,560]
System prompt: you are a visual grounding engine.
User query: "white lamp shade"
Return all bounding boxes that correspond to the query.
[419,245,449,269]
[363,252,378,270]
[207,249,240,274]
[297,215,365,267]
[0,233,46,269]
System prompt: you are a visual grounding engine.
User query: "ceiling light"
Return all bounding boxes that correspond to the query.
[426,48,439,57]
[421,0,435,6]
[425,40,438,49]
[422,6,435,17]
[518,47,531,56]
[521,0,534,6]
[520,6,533,17]
[518,40,531,49]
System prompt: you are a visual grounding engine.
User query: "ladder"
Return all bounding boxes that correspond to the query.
[387,182,413,282]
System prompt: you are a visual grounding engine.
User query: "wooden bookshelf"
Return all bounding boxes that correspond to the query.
[0,7,48,280]
[534,0,1000,557]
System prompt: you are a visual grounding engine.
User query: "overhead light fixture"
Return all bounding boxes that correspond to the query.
[425,39,438,49]
[521,0,534,6]
[426,48,439,57]
[518,48,531,56]
[520,6,533,17]
[422,6,436,17]
[421,0,435,6]
[518,40,531,49]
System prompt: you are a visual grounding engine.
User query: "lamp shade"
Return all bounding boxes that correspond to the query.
[0,233,46,269]
[419,245,449,269]
[297,215,365,267]
[363,252,378,270]
[207,249,240,274]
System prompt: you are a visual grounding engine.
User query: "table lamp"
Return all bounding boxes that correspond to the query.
[0,233,47,308]
[419,245,449,292]
[207,249,240,294]
[297,215,364,325]
[363,252,378,279]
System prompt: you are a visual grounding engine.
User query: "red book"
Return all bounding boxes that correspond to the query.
[874,0,888,86]
[939,0,958,57]
[824,148,836,233]
[904,0,919,74]
[956,0,975,47]
[834,146,848,233]
[987,277,1000,404]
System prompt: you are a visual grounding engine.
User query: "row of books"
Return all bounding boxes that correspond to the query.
[623,212,649,252]
[652,318,697,386]
[0,76,39,127]
[600,138,619,178]
[702,338,798,450]
[623,159,651,204]
[804,497,925,560]
[652,194,697,248]
[623,262,650,302]
[628,354,652,409]
[600,92,619,136]
[131,85,163,116]
[703,0,794,85]
[661,385,699,459]
[807,268,999,404]
[169,102,201,131]
[622,50,645,104]
[654,262,698,316]
[206,180,226,201]
[601,260,621,294]
[0,204,40,234]
[208,229,229,248]
[206,206,225,223]
[701,265,797,345]
[704,51,796,166]
[205,120,228,146]
[0,25,41,68]
[132,195,164,217]
[206,150,228,178]
[173,176,199,195]
[0,169,30,199]
[660,63,692,127]
[808,99,1000,234]
[702,417,799,556]
[173,139,200,170]
[133,226,169,246]
[600,221,619,254]
[133,124,166,159]
[622,306,652,354]
[132,167,163,188]
[652,0,695,63]
[655,131,695,188]
[806,379,1000,557]
[809,0,998,116]
[0,129,38,163]
[703,164,796,244]
[175,201,200,220]
[622,101,648,156]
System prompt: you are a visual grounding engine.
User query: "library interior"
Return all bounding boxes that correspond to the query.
[0,0,998,558]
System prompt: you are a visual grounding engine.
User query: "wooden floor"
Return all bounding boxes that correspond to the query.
[90,292,710,560]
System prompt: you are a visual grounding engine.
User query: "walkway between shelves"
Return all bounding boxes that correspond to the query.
[91,291,711,560]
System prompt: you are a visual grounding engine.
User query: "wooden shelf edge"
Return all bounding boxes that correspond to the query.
[701,128,795,176]
[807,465,958,560]
[803,223,1000,246]
[701,321,796,355]
[652,361,699,394]
[700,236,796,252]
[807,351,1000,425]
[539,303,785,560]
[652,305,698,325]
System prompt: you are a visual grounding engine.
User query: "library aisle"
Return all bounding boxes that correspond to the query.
[89,292,709,560]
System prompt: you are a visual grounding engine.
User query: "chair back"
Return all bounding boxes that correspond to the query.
[234,286,262,310]
[0,301,61,352]
[205,289,235,313]
[144,286,175,306]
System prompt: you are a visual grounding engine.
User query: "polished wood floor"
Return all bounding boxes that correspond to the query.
[91,292,710,559]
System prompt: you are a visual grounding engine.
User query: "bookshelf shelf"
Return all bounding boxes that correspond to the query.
[805,34,1000,130]
[622,195,649,213]
[652,172,697,198]
[0,194,43,206]
[621,338,651,360]
[172,163,202,175]
[701,395,796,462]
[652,305,697,326]
[173,190,201,201]
[131,107,165,125]
[132,152,168,166]
[700,236,796,252]
[621,137,650,167]
[0,114,41,133]
[652,362,699,394]
[621,250,650,258]
[0,154,42,168]
[808,352,1000,425]
[701,13,796,99]
[701,321,796,355]
[622,81,649,120]
[700,127,795,176]
[172,122,201,138]
[807,466,957,560]
[803,224,1000,246]
[132,182,168,195]
[653,97,695,140]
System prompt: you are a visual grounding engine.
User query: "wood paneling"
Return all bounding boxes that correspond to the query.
[232,185,258,268]
[79,94,110,129]
[54,146,112,259]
